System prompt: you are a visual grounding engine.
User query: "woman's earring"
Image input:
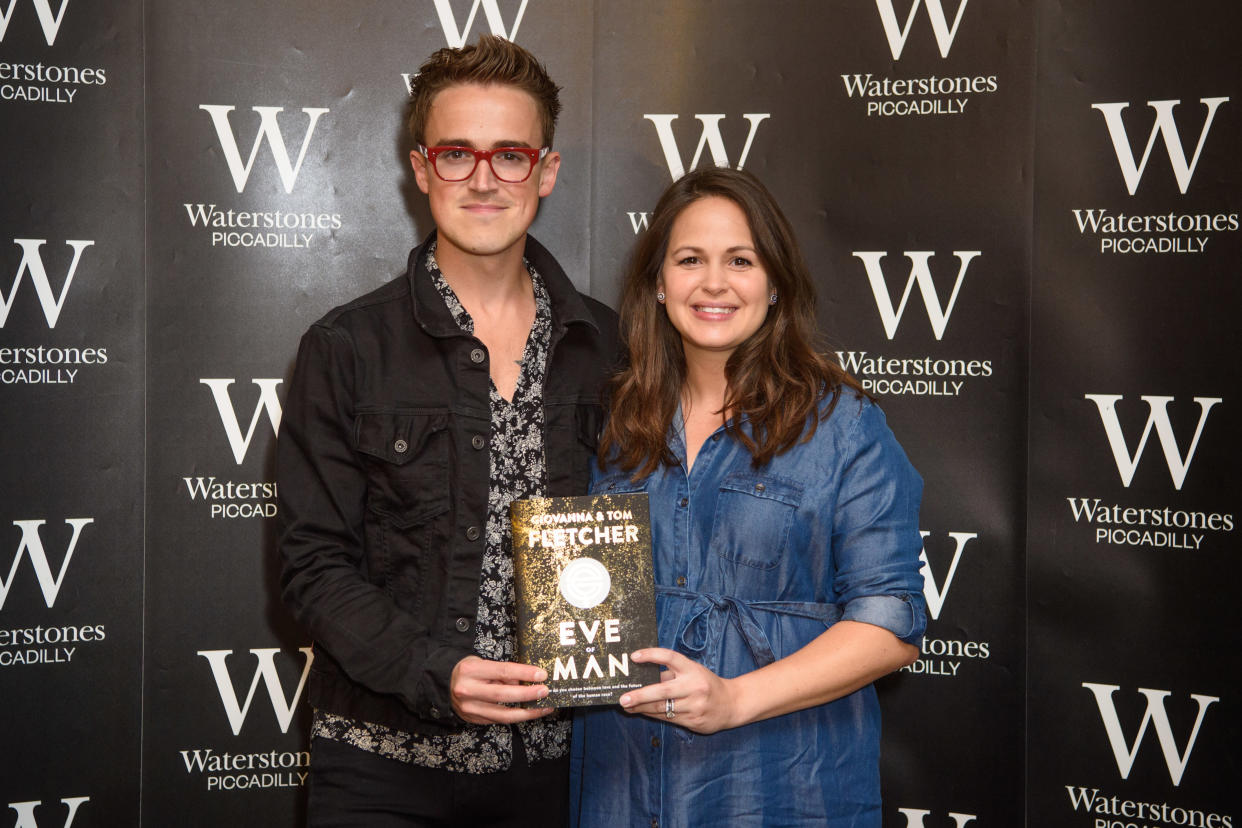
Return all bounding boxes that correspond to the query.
[769,293,778,305]
[656,292,666,303]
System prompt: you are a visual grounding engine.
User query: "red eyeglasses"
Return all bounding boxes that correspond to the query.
[418,145,550,183]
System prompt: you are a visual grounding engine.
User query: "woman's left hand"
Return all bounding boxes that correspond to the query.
[617,648,738,734]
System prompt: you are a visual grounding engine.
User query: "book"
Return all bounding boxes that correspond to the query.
[511,491,660,707]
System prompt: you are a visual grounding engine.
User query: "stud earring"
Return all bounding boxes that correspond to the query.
[769,293,778,305]
[656,292,665,302]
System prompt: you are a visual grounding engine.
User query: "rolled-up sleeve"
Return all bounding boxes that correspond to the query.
[830,401,928,646]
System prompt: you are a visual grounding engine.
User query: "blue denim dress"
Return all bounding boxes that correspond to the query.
[570,395,927,828]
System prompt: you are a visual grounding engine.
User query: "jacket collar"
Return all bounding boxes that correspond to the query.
[406,230,598,338]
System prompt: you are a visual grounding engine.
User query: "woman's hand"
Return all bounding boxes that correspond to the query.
[617,648,739,734]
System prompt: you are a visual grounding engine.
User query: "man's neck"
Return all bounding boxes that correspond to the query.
[435,233,532,316]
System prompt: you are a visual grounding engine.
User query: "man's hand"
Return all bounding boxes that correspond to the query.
[450,655,557,724]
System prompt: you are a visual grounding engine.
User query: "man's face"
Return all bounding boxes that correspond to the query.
[410,83,560,265]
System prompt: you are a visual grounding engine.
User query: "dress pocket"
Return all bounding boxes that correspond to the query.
[709,473,803,570]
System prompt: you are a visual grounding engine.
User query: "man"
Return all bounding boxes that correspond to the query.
[277,35,617,826]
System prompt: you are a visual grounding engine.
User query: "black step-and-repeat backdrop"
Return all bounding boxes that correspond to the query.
[2,2,1236,826]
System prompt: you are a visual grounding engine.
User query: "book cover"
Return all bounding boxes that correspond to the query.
[511,492,660,707]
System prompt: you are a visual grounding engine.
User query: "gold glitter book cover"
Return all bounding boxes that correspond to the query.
[511,492,659,707]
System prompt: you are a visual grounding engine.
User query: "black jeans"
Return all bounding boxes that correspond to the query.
[307,735,569,828]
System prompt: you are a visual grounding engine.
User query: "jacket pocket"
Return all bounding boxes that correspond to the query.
[545,402,604,497]
[709,473,803,570]
[354,412,451,526]
[354,412,451,612]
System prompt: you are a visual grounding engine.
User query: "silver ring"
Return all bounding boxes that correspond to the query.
[665,698,675,719]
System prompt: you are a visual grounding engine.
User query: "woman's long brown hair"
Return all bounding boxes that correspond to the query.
[599,168,865,478]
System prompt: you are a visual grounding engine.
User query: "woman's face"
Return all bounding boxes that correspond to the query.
[658,196,772,365]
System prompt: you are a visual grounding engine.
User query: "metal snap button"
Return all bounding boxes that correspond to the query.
[394,439,408,453]
[678,497,688,507]
[754,483,765,492]
[676,576,686,587]
[471,435,485,450]
[455,617,471,632]
[469,348,485,364]
[466,526,480,541]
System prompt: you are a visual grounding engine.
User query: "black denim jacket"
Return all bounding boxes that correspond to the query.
[277,233,619,736]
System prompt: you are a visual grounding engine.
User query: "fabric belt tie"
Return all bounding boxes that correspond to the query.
[657,587,842,673]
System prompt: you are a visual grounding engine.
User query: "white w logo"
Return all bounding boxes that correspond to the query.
[1092,97,1228,195]
[1083,683,1218,787]
[644,114,771,181]
[6,798,89,828]
[853,250,979,340]
[0,0,71,46]
[0,239,93,329]
[0,518,92,610]
[201,379,283,465]
[918,531,977,621]
[432,0,528,48]
[896,810,977,828]
[875,0,969,59]
[199,105,329,194]
[1085,394,1220,491]
[199,647,314,736]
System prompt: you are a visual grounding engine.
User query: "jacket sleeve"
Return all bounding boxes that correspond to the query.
[276,322,470,723]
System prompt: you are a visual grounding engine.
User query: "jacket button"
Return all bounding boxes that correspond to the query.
[650,736,661,748]
[469,348,485,364]
[678,497,688,507]
[471,435,486,450]
[455,617,471,632]
[711,433,721,441]
[394,439,408,453]
[466,526,480,541]
[754,483,765,493]
[676,576,686,587]
[429,707,441,718]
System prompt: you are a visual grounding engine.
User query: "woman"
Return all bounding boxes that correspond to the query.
[570,168,927,827]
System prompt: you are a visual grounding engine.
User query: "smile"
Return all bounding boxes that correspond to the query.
[693,305,737,316]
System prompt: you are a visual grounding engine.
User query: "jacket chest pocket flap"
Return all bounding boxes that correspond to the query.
[710,473,803,570]
[354,412,451,527]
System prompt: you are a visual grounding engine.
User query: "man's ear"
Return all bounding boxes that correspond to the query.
[410,149,431,195]
[537,150,561,198]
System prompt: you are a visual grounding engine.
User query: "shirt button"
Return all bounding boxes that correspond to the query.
[678,497,688,508]
[471,434,486,450]
[394,439,408,453]
[465,526,480,541]
[469,348,485,364]
[455,617,471,633]
[711,433,721,441]
[754,483,766,493]
[650,736,661,748]
[676,576,686,587]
